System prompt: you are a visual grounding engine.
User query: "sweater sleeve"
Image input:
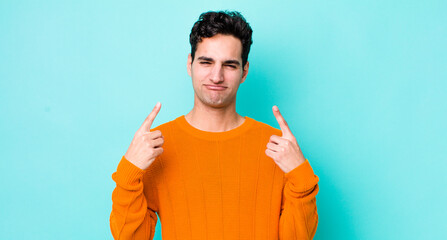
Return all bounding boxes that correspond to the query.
[279,159,319,239]
[110,156,158,240]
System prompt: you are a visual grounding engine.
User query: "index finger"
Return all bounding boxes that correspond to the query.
[272,105,292,138]
[139,102,161,133]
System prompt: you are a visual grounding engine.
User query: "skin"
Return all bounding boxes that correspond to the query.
[124,34,306,173]
[185,34,249,132]
[124,102,164,170]
[267,105,306,173]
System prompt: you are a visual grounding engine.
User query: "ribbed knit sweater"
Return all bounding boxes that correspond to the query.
[110,115,319,240]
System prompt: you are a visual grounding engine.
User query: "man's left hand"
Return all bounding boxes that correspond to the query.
[265,106,306,174]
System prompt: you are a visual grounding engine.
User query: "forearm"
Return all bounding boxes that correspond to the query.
[279,159,319,239]
[110,156,157,239]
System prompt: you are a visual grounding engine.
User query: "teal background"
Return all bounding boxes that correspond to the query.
[1,0,446,239]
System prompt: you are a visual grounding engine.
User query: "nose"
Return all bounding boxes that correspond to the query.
[209,64,224,84]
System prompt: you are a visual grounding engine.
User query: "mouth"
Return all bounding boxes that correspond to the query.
[204,85,227,91]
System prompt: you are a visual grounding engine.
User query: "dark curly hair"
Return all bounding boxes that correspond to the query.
[189,10,253,68]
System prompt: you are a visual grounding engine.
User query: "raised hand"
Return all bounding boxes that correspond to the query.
[124,102,164,170]
[265,105,306,173]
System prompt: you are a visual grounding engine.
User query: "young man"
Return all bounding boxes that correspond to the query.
[110,11,319,240]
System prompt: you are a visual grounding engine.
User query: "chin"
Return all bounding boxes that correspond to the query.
[200,96,228,108]
[195,91,235,108]
[205,101,227,108]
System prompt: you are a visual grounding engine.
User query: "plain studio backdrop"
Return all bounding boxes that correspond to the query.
[0,1,446,239]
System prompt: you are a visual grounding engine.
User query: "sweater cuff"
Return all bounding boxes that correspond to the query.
[112,156,146,187]
[284,159,319,192]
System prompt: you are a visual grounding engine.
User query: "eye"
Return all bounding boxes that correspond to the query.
[225,64,237,69]
[200,61,211,65]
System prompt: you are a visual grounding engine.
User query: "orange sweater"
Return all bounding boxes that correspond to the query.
[110,115,319,239]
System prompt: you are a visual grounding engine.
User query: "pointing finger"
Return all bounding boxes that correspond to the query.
[139,102,161,133]
[272,105,293,139]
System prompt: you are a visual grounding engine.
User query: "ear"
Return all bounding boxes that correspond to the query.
[241,61,249,84]
[187,53,192,77]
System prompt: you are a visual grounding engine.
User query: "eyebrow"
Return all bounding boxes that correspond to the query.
[197,56,241,66]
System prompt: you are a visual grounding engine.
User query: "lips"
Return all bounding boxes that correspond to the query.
[205,85,227,91]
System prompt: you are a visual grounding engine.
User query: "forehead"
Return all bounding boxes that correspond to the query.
[195,34,243,61]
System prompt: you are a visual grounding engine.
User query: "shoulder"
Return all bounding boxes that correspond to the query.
[248,117,282,137]
[149,116,180,133]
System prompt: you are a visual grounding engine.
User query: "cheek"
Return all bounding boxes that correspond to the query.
[191,66,204,79]
[194,68,210,81]
[225,71,243,84]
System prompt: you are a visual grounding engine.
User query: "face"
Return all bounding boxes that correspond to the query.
[187,34,249,108]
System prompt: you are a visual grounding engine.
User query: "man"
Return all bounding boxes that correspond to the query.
[110,10,319,240]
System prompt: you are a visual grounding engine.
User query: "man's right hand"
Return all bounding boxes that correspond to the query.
[124,102,164,170]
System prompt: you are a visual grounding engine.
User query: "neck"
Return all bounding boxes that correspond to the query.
[185,100,245,132]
